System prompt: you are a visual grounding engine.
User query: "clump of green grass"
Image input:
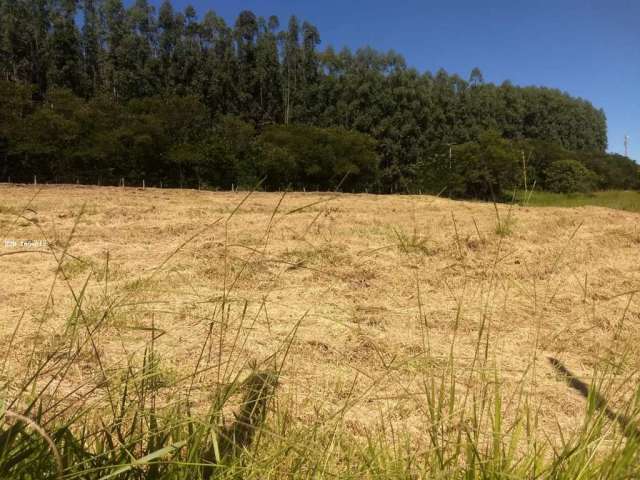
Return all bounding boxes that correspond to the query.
[1,362,280,479]
[516,190,640,213]
[1,264,286,479]
[392,226,434,255]
[492,197,517,237]
[494,216,515,237]
[58,255,96,279]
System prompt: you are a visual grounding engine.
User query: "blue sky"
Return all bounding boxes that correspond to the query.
[142,0,639,161]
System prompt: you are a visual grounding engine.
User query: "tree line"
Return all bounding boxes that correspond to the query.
[0,0,637,196]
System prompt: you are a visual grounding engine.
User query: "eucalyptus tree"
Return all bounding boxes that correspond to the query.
[255,16,282,124]
[281,15,301,124]
[234,10,259,120]
[0,0,618,192]
[82,0,101,96]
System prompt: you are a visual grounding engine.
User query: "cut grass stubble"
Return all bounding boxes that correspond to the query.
[1,186,639,478]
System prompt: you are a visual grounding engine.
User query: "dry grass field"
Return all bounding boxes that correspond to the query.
[1,184,640,477]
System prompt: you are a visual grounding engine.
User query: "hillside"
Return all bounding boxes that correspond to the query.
[1,185,639,475]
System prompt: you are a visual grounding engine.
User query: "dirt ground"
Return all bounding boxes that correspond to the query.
[1,184,639,444]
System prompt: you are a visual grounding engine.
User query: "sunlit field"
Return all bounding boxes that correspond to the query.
[1,184,639,478]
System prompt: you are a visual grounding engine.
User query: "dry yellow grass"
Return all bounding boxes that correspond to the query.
[1,184,639,449]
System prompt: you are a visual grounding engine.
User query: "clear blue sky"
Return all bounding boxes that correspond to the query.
[143,0,639,161]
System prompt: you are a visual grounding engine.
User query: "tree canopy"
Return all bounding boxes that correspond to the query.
[0,0,635,195]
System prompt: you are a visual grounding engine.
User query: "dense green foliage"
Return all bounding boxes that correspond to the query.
[0,0,636,195]
[258,124,379,191]
[417,136,639,198]
[544,159,598,194]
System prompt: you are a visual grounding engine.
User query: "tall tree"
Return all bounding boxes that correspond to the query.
[234,10,259,119]
[255,16,282,123]
[299,21,320,122]
[157,0,176,91]
[49,0,84,94]
[282,16,300,124]
[0,0,615,191]
[102,0,127,98]
[82,0,101,96]
[0,0,50,93]
[201,12,236,115]
[469,67,484,86]
[124,0,158,97]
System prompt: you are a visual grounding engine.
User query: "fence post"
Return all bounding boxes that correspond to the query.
[34,175,37,186]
